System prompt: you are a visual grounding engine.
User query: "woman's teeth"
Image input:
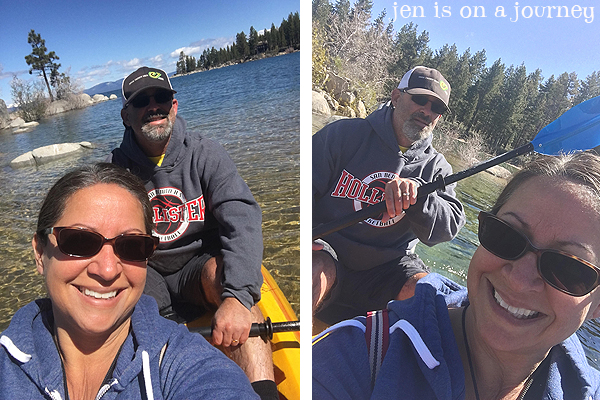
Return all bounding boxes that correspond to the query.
[81,288,117,299]
[493,290,539,319]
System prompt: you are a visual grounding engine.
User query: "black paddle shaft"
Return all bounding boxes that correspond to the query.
[189,317,300,341]
[312,142,534,240]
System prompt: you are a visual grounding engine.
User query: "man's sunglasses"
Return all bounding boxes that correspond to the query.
[41,226,159,262]
[130,90,173,108]
[402,90,448,115]
[478,211,600,296]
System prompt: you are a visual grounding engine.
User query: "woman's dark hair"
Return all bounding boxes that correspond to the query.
[36,163,153,243]
[491,151,600,215]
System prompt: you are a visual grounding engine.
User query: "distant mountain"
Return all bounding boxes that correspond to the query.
[84,79,124,96]
[84,71,176,96]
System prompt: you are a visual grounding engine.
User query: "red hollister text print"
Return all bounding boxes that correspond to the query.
[331,169,405,227]
[148,187,205,242]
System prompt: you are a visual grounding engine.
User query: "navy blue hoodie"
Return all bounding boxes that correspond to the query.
[0,295,259,399]
[109,116,263,309]
[313,105,465,270]
[313,274,600,399]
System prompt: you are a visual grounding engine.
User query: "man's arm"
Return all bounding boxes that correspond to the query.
[403,157,466,246]
[200,139,263,309]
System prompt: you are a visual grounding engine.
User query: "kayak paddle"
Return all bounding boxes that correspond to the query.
[189,317,300,341]
[313,95,600,240]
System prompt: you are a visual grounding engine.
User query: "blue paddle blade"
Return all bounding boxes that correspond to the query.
[532,95,600,156]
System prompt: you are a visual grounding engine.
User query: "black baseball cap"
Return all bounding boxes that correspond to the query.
[397,66,451,112]
[121,66,176,108]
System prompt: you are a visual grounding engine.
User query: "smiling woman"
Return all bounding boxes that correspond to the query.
[313,151,600,400]
[0,163,259,400]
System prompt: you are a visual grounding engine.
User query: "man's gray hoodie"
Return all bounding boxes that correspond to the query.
[313,104,465,271]
[109,116,263,309]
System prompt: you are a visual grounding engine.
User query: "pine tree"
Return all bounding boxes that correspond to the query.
[574,71,600,106]
[24,29,60,102]
[176,51,186,75]
[236,32,250,59]
[269,23,279,51]
[249,27,259,55]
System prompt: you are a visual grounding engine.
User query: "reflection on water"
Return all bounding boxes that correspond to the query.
[416,155,600,370]
[0,52,299,331]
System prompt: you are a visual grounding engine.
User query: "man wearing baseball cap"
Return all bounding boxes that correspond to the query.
[109,67,277,400]
[312,66,465,326]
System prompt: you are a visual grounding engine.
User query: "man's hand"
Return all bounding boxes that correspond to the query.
[211,297,252,347]
[382,177,418,223]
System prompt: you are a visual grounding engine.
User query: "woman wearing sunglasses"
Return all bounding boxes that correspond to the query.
[0,163,259,399]
[313,151,600,399]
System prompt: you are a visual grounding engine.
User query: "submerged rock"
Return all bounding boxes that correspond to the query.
[12,121,39,134]
[10,141,94,169]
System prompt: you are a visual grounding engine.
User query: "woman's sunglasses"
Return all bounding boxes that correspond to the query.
[41,226,159,262]
[130,90,173,108]
[478,211,600,296]
[401,90,448,115]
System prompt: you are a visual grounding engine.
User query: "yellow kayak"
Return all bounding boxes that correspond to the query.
[186,266,300,400]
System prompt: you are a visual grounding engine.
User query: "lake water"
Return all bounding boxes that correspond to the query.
[0,52,299,331]
[415,154,600,370]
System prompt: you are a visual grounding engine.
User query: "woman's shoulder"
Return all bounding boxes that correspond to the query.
[1,298,52,348]
[552,334,600,396]
[130,295,259,398]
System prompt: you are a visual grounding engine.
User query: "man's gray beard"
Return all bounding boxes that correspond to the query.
[141,117,174,142]
[402,119,434,143]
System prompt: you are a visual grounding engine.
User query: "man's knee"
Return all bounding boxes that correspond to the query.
[250,304,265,323]
[312,251,337,313]
[313,251,336,281]
[201,255,224,306]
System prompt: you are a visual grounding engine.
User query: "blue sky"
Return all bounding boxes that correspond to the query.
[0,0,300,105]
[371,0,598,83]
[2,1,597,105]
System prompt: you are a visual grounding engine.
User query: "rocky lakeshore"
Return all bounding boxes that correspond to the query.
[0,93,118,134]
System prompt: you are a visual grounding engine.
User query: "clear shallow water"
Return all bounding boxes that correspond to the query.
[0,52,299,330]
[416,157,600,370]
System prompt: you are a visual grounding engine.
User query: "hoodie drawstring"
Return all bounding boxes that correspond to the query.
[389,320,440,369]
[142,350,155,400]
[0,335,32,363]
[312,318,440,370]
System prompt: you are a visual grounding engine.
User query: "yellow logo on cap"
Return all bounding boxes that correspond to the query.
[440,81,448,91]
[149,71,162,79]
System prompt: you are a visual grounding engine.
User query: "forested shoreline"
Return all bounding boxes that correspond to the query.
[175,12,300,75]
[312,0,600,155]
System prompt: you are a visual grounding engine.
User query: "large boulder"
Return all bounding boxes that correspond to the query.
[12,121,39,134]
[10,141,93,168]
[78,93,94,106]
[325,73,350,98]
[312,114,347,135]
[92,94,109,103]
[9,151,36,168]
[32,142,84,164]
[9,117,25,129]
[46,99,69,115]
[312,91,331,115]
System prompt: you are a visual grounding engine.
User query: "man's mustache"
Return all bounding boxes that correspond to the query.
[143,111,169,124]
[410,112,432,125]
